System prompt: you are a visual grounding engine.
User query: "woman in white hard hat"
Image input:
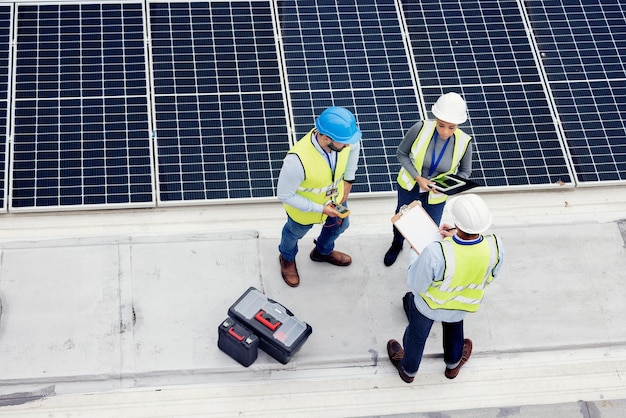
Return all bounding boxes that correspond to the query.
[384,92,474,267]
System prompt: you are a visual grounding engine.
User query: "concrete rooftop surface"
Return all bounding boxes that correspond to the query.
[0,186,626,417]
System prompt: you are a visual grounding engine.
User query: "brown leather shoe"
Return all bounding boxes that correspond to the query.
[387,339,414,383]
[309,247,352,266]
[445,338,473,379]
[279,255,300,287]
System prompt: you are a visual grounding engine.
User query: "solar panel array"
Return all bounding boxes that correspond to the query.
[11,2,154,210]
[401,0,573,187]
[0,5,11,211]
[0,0,623,212]
[279,0,422,192]
[150,1,290,201]
[526,0,626,182]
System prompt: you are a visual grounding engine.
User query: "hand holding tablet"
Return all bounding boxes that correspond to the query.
[431,174,478,195]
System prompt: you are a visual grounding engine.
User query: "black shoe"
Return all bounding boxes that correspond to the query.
[402,292,412,321]
[310,247,352,266]
[384,243,402,266]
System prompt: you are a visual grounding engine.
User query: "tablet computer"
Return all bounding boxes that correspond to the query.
[432,174,478,195]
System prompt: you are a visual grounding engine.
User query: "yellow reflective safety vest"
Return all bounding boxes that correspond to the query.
[283,130,349,225]
[397,120,472,204]
[420,235,501,312]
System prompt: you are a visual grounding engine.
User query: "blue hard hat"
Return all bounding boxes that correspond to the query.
[315,107,362,144]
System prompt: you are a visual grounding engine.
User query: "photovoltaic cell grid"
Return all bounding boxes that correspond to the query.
[1,0,625,213]
[526,1,626,183]
[0,6,10,212]
[278,0,422,193]
[150,1,290,202]
[401,0,573,187]
[11,3,154,210]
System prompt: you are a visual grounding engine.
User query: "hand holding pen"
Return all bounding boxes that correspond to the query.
[439,223,457,238]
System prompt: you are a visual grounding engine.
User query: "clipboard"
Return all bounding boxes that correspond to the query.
[432,174,478,195]
[391,200,442,254]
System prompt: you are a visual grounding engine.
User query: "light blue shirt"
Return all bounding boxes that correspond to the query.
[407,234,505,322]
[276,133,360,213]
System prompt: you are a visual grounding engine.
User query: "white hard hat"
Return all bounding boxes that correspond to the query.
[449,194,492,234]
[431,92,468,124]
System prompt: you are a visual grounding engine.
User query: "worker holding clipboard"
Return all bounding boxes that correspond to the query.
[387,194,504,384]
[384,92,477,267]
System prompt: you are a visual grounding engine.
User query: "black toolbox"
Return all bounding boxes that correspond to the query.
[217,317,259,367]
[228,287,312,364]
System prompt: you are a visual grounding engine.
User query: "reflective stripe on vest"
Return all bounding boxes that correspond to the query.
[397,120,472,204]
[283,130,349,225]
[297,177,344,195]
[420,235,499,312]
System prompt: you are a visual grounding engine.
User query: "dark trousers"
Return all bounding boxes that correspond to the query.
[279,208,349,261]
[400,292,464,375]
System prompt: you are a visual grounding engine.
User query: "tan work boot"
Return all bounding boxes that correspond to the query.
[279,255,300,287]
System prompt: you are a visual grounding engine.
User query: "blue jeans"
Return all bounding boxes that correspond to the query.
[401,292,464,375]
[391,184,446,246]
[278,207,350,261]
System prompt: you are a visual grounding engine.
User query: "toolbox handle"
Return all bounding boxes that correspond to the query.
[254,310,281,331]
[267,297,294,316]
[227,327,245,342]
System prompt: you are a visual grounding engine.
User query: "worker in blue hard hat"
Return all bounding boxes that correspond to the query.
[384,92,475,267]
[277,106,362,287]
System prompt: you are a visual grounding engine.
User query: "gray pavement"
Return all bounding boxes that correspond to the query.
[0,187,625,417]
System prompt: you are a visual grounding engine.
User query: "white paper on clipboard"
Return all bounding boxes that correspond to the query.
[391,200,442,254]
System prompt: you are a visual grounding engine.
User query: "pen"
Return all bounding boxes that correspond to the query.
[444,227,457,232]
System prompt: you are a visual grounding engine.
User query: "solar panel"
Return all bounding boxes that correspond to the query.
[0,0,623,213]
[401,0,574,188]
[149,1,290,202]
[0,5,11,212]
[11,2,154,210]
[278,0,422,193]
[526,0,626,183]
